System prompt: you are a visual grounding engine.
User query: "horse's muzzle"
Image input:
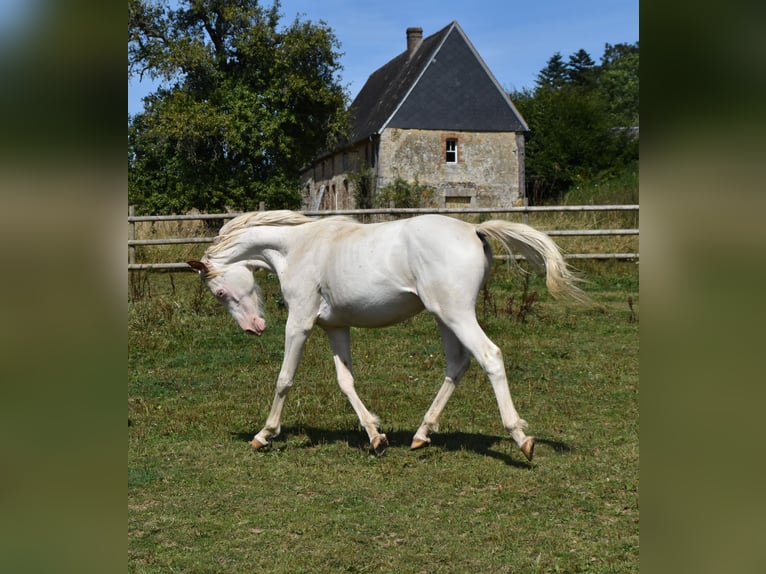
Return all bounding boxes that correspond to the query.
[242,316,266,336]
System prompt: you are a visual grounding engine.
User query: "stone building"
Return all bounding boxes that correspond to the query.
[301,21,528,210]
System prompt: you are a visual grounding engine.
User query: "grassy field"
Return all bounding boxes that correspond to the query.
[129,257,638,573]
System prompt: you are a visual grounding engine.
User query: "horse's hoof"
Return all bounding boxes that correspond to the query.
[371,434,388,456]
[520,437,535,461]
[410,437,431,450]
[250,437,267,449]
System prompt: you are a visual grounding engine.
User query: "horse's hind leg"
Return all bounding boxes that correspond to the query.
[411,321,471,449]
[441,312,535,461]
[325,327,388,455]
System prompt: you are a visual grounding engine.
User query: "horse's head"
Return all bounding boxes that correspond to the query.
[188,260,266,336]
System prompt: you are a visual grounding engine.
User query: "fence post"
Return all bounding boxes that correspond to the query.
[522,197,529,225]
[259,201,265,211]
[128,205,136,265]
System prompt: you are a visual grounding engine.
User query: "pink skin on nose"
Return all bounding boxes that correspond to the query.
[244,316,266,336]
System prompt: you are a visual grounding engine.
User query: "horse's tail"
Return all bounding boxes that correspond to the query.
[475,220,589,302]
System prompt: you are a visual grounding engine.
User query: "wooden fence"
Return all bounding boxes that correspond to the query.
[128,205,639,271]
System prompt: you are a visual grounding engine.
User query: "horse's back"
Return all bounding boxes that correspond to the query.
[319,214,484,266]
[308,215,487,328]
[319,214,487,274]
[400,215,489,271]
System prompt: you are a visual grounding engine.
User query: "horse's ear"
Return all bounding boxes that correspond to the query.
[187,260,208,274]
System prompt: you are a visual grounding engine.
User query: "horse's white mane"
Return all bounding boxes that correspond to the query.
[205,210,353,260]
[218,210,315,237]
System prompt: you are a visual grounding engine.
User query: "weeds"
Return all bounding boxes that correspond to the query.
[627,295,637,323]
[482,270,541,324]
[190,276,208,313]
[481,281,497,320]
[506,273,539,323]
[129,270,150,302]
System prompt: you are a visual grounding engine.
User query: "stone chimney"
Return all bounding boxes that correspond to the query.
[406,27,423,55]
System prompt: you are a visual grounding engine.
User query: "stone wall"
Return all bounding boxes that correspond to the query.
[300,128,525,209]
[300,143,367,210]
[377,128,525,208]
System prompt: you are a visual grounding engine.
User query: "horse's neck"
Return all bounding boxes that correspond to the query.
[212,226,291,272]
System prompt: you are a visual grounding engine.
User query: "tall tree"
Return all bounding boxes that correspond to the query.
[519,87,619,202]
[128,0,349,213]
[535,52,568,90]
[512,43,639,203]
[566,49,597,87]
[598,42,639,126]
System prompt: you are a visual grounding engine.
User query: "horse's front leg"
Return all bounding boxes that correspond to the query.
[251,315,312,449]
[325,327,388,455]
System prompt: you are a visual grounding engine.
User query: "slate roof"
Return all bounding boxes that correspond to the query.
[347,21,528,146]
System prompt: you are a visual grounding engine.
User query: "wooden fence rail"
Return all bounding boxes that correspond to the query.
[128,205,639,270]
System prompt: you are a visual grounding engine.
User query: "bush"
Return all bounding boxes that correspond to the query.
[374,177,435,208]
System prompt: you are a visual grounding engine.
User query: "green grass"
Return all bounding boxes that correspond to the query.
[129,262,638,573]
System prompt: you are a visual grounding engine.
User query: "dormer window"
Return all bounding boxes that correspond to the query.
[445,138,458,163]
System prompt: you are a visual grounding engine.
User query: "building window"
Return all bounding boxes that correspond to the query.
[445,138,458,163]
[445,196,471,208]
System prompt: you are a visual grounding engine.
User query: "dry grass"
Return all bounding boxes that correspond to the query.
[129,206,639,270]
[130,215,211,266]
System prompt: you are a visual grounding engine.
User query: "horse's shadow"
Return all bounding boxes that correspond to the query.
[230,426,572,468]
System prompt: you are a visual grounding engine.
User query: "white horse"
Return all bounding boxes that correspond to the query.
[188,210,585,461]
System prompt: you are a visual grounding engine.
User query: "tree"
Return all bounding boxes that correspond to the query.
[512,42,639,203]
[519,87,617,202]
[566,49,597,87]
[598,42,639,127]
[128,0,349,213]
[535,52,568,90]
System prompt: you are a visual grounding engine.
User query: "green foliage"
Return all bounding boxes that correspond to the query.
[535,52,568,89]
[566,49,597,87]
[347,162,374,210]
[513,42,639,204]
[561,166,639,206]
[600,43,640,127]
[374,177,435,208]
[128,0,349,214]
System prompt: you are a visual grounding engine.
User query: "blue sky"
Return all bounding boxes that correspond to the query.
[128,0,639,116]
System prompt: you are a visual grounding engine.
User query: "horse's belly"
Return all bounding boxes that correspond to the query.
[317,291,424,328]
